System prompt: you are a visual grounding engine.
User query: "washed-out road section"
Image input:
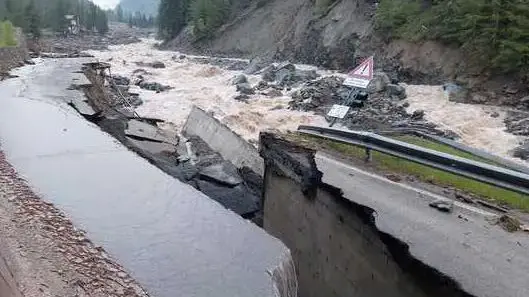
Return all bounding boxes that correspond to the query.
[315,153,529,297]
[0,59,294,297]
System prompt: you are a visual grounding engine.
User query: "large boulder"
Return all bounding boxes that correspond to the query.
[366,72,390,94]
[274,63,296,86]
[387,84,407,100]
[244,56,270,74]
[513,141,529,160]
[150,61,166,68]
[231,74,248,85]
[139,81,172,92]
[443,83,468,103]
[261,65,277,82]
[236,82,255,95]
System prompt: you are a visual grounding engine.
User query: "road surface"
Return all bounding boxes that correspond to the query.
[0,59,293,297]
[315,153,529,297]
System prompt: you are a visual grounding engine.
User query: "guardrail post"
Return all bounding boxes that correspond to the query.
[365,148,372,163]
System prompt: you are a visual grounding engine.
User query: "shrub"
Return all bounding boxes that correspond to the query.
[0,21,18,47]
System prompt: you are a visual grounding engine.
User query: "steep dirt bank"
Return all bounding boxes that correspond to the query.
[164,0,527,106]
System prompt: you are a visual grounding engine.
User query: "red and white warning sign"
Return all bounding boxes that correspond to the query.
[343,56,374,89]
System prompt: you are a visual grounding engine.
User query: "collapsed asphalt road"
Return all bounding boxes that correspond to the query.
[0,59,296,297]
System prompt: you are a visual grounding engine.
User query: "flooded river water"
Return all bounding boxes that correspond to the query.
[87,39,526,162]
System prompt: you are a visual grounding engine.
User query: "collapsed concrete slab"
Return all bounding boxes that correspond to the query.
[199,161,243,186]
[183,106,264,176]
[125,119,179,145]
[259,132,529,297]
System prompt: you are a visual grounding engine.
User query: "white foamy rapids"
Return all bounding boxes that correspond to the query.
[87,39,526,163]
[404,84,526,161]
[86,39,326,143]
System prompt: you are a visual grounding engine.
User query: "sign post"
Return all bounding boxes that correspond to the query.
[327,56,374,126]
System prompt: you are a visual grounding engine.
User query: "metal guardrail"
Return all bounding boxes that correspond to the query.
[377,128,529,175]
[298,125,529,196]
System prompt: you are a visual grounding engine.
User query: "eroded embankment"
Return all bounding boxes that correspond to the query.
[259,132,479,297]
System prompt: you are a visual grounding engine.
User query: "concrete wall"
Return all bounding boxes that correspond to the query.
[0,29,28,73]
[183,106,264,175]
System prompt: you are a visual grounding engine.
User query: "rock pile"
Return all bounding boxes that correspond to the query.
[289,76,344,112]
[513,141,529,160]
[40,51,94,58]
[505,111,529,136]
[134,61,166,69]
[189,56,249,71]
[127,69,172,93]
[289,72,451,136]
[260,62,319,87]
[176,136,261,218]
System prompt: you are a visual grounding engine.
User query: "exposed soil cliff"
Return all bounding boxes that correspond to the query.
[164,0,527,106]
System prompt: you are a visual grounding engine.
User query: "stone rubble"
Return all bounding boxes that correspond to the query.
[288,73,453,136]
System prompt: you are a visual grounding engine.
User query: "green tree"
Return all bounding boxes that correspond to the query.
[24,0,40,39]
[376,0,529,73]
[157,0,190,39]
[189,0,229,40]
[95,8,108,33]
[51,0,70,32]
[116,4,124,22]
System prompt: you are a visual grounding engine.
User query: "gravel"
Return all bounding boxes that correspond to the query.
[0,151,150,297]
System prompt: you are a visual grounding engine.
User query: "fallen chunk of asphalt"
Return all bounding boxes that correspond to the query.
[126,137,177,155]
[125,119,178,145]
[197,180,259,216]
[68,98,100,119]
[199,162,243,187]
[429,199,454,213]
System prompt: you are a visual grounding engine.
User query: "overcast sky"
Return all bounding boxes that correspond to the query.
[92,0,120,9]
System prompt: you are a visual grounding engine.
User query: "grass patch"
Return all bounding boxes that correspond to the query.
[391,135,498,165]
[291,133,529,211]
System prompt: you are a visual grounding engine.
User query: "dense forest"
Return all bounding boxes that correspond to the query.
[0,0,109,38]
[376,0,529,74]
[157,0,252,40]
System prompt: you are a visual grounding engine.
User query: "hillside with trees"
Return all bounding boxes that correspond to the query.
[376,0,529,75]
[157,0,529,82]
[0,0,109,38]
[157,0,251,40]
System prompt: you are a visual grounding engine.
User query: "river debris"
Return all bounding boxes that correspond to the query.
[495,215,522,233]
[40,51,94,58]
[429,199,454,213]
